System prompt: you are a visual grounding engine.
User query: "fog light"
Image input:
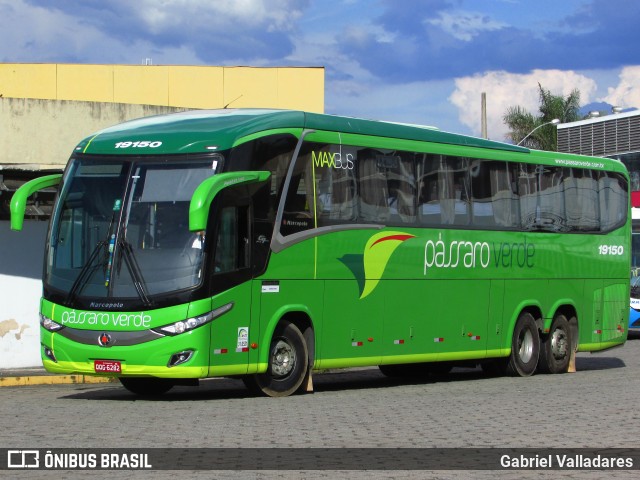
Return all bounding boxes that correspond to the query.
[168,350,194,367]
[43,346,57,362]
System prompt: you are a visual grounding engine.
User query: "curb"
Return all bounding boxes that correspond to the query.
[0,374,116,387]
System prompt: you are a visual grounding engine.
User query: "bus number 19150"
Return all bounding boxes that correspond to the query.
[598,245,624,255]
[114,141,162,149]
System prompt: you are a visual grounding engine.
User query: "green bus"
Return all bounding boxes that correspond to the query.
[11,109,630,397]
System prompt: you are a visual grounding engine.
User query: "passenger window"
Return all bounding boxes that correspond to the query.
[598,171,628,231]
[518,164,539,230]
[281,160,315,236]
[564,168,599,231]
[392,154,417,224]
[312,144,358,224]
[358,150,390,223]
[380,153,416,224]
[213,204,250,275]
[484,161,520,228]
[298,143,416,227]
[418,155,469,226]
[537,166,566,231]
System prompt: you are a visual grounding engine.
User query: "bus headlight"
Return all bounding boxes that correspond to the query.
[153,302,234,336]
[40,314,64,332]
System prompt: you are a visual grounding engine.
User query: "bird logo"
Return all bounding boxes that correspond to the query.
[340,231,415,299]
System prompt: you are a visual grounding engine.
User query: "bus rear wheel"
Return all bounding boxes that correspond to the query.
[538,314,572,374]
[506,312,540,377]
[243,321,309,397]
[119,377,174,396]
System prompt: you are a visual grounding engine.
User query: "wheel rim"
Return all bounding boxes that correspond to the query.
[270,339,296,378]
[518,329,534,363]
[550,328,568,360]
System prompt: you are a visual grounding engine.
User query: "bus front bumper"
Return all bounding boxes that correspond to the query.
[41,327,209,379]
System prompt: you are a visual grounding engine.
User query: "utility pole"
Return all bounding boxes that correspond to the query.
[481,92,487,139]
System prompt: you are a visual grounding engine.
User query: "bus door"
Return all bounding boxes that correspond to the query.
[207,189,254,377]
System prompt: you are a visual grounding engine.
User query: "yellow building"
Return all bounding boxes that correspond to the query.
[0,63,324,111]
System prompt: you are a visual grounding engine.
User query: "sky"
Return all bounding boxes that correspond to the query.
[1,0,639,142]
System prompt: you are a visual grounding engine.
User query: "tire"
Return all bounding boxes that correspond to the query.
[244,322,309,397]
[538,314,572,374]
[506,312,540,377]
[119,377,174,396]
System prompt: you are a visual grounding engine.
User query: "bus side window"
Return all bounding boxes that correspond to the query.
[471,160,519,228]
[564,168,599,231]
[537,166,567,231]
[358,152,390,223]
[599,171,628,231]
[469,160,494,227]
[417,154,441,225]
[417,155,469,226]
[213,204,250,275]
[388,153,417,224]
[280,157,315,236]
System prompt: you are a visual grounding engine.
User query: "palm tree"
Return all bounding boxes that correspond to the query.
[503,83,581,151]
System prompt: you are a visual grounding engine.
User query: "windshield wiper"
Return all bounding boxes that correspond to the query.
[64,239,152,308]
[64,240,107,306]
[119,240,152,307]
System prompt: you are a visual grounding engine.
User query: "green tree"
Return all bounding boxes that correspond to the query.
[503,83,581,151]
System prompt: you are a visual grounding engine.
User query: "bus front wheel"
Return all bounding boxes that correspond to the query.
[506,312,540,377]
[243,321,309,397]
[538,314,572,374]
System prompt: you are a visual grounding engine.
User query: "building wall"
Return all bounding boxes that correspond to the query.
[0,63,324,369]
[557,110,640,158]
[0,98,186,169]
[0,63,324,112]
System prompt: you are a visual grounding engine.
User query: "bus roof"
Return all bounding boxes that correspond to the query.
[73,109,627,174]
[75,108,529,156]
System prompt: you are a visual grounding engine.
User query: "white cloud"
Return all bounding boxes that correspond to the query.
[137,0,304,33]
[450,70,598,141]
[426,10,506,41]
[343,23,397,47]
[602,66,640,109]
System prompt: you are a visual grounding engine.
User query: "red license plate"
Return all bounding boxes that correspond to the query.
[94,360,122,373]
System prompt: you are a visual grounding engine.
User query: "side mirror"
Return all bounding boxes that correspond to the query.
[10,174,62,231]
[189,171,271,231]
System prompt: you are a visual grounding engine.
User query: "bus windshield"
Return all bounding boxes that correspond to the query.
[45,155,220,304]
